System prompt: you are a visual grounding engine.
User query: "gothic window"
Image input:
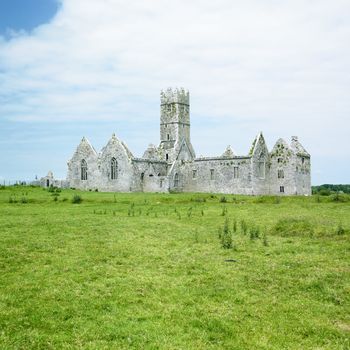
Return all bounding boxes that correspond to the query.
[141,173,144,181]
[46,179,50,187]
[166,154,169,161]
[234,167,239,179]
[167,134,170,140]
[192,170,197,179]
[280,186,285,193]
[302,157,305,164]
[174,173,179,187]
[111,157,118,180]
[258,161,265,179]
[210,169,214,180]
[278,170,284,179]
[81,159,88,180]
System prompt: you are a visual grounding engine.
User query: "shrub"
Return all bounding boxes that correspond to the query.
[72,194,82,204]
[330,193,350,203]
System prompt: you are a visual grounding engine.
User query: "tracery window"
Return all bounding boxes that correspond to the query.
[111,157,118,180]
[278,170,284,179]
[81,159,88,180]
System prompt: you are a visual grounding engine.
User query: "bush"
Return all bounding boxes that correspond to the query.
[329,193,350,203]
[72,194,82,204]
[319,189,331,196]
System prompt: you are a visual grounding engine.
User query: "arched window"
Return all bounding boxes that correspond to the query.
[174,173,179,187]
[81,159,88,180]
[111,157,118,180]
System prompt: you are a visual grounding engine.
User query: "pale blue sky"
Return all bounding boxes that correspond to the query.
[0,0,349,185]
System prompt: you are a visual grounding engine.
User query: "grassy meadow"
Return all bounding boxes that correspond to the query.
[0,186,349,349]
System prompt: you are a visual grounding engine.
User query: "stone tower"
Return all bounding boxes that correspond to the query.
[159,88,195,163]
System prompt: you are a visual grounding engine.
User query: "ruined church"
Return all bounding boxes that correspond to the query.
[42,88,311,195]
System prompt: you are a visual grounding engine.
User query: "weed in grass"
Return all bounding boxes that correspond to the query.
[220,217,233,249]
[240,219,248,235]
[274,196,281,204]
[263,232,269,246]
[194,230,199,243]
[221,206,228,216]
[336,222,345,235]
[21,197,28,204]
[201,209,204,216]
[191,196,206,203]
[233,218,237,233]
[187,207,192,218]
[72,194,82,204]
[250,226,260,240]
[220,196,227,203]
[273,218,314,237]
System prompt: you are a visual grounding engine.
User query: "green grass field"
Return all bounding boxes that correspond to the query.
[0,186,349,349]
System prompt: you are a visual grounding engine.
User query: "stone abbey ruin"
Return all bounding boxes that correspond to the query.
[40,88,311,195]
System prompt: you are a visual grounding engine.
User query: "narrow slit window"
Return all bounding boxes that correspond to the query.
[234,167,239,179]
[174,173,179,187]
[210,169,214,180]
[81,159,88,180]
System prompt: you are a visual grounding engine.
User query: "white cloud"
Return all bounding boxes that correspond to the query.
[0,0,350,160]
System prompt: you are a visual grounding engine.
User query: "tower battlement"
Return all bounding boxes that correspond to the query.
[160,87,189,105]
